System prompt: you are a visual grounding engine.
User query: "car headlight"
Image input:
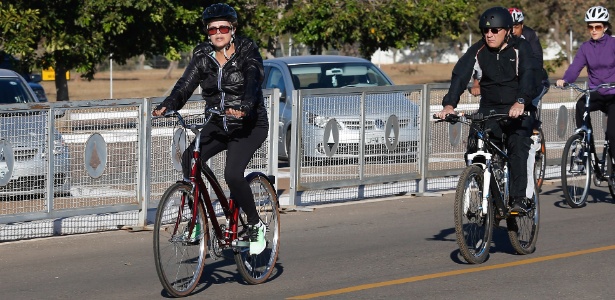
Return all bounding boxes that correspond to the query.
[43,138,66,156]
[306,112,330,128]
[53,138,66,155]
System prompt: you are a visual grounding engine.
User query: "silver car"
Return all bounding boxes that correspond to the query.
[262,55,419,161]
[0,68,70,197]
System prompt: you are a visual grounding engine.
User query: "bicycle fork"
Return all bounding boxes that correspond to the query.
[465,149,493,217]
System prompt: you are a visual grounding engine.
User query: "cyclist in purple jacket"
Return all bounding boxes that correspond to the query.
[556,6,615,155]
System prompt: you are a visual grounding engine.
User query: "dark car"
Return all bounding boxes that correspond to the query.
[0,53,47,102]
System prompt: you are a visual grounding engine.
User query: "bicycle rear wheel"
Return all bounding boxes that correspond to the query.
[534,128,547,190]
[454,165,493,264]
[234,173,280,284]
[507,188,540,255]
[561,134,591,208]
[153,182,207,297]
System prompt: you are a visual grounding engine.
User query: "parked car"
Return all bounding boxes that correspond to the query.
[262,55,420,161]
[0,68,70,197]
[0,53,48,102]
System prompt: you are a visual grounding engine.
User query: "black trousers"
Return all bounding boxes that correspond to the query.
[575,92,615,157]
[182,122,268,225]
[469,107,535,199]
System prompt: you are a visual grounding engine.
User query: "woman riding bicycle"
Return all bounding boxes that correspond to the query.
[556,6,615,156]
[152,3,268,255]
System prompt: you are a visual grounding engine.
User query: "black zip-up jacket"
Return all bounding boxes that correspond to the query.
[157,36,265,126]
[443,35,538,112]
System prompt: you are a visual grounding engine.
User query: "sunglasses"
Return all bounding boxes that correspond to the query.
[587,24,604,31]
[207,25,232,36]
[482,28,504,34]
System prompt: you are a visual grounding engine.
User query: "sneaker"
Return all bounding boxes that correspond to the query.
[248,221,266,255]
[510,197,530,213]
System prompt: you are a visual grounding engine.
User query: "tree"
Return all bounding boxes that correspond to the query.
[1,0,204,101]
[279,0,472,59]
[0,3,42,72]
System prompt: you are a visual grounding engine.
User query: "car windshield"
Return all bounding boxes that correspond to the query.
[0,77,37,104]
[289,62,392,89]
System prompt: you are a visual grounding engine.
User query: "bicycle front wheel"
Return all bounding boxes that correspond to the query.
[534,128,547,190]
[234,173,280,284]
[561,134,591,208]
[454,165,493,264]
[507,188,540,255]
[153,182,207,297]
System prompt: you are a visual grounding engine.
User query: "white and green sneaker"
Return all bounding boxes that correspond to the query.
[248,221,266,255]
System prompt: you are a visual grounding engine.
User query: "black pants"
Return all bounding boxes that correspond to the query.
[469,108,535,199]
[575,92,615,157]
[182,122,268,225]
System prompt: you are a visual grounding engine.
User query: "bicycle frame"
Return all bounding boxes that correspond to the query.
[173,109,249,249]
[439,113,518,218]
[566,82,615,182]
[465,119,511,218]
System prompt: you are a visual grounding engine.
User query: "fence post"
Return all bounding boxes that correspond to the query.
[417,84,430,194]
[137,98,152,228]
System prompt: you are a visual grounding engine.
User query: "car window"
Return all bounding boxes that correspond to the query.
[264,68,286,96]
[0,78,37,104]
[289,62,392,89]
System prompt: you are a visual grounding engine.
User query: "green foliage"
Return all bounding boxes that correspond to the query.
[280,0,471,58]
[0,3,41,61]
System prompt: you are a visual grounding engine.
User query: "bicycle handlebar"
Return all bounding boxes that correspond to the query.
[155,107,224,130]
[433,112,528,124]
[560,82,615,94]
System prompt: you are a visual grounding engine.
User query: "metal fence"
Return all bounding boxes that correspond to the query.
[0,91,278,241]
[285,82,605,205]
[0,83,599,241]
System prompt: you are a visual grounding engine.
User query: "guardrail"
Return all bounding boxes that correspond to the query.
[0,83,602,241]
[0,90,279,241]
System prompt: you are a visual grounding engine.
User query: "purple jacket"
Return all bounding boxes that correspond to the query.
[563,34,615,95]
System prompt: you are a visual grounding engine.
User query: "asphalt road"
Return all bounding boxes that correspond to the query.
[1,181,614,299]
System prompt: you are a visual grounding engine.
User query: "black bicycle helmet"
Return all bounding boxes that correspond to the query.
[479,6,513,29]
[202,3,238,25]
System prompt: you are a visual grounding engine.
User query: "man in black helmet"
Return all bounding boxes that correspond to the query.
[153,3,269,255]
[435,6,540,213]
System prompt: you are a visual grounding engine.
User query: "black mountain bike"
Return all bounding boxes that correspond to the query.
[436,113,540,264]
[560,82,615,208]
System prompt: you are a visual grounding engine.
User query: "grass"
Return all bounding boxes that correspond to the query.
[40,63,575,102]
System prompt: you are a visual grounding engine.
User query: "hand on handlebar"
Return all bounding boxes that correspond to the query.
[434,105,455,120]
[555,79,567,88]
[226,107,246,119]
[509,102,525,119]
[152,107,167,117]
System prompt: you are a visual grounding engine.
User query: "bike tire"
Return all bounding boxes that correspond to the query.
[561,134,591,208]
[454,165,493,264]
[606,151,615,199]
[534,128,547,190]
[234,173,281,284]
[153,182,207,297]
[507,187,540,255]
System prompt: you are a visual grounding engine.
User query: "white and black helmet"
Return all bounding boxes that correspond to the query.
[509,8,524,24]
[585,6,609,22]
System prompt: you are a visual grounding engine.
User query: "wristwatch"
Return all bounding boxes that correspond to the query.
[516,98,525,105]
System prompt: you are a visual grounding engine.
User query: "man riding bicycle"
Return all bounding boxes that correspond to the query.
[435,6,541,212]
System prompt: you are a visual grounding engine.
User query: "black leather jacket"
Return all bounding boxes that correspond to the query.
[157,36,266,128]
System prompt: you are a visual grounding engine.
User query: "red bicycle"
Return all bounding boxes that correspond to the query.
[153,109,280,297]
